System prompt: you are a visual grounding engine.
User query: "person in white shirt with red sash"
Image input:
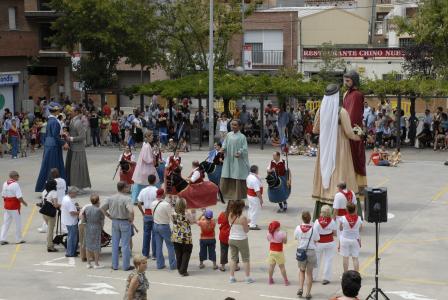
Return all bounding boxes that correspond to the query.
[333,182,357,239]
[1,171,28,245]
[246,165,263,230]
[313,205,337,285]
[339,202,362,272]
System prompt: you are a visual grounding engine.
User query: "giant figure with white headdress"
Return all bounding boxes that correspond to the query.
[312,84,361,220]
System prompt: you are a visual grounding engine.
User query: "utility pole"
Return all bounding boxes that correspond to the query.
[208,0,214,149]
[369,0,377,45]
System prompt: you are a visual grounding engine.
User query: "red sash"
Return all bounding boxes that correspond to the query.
[345,214,359,228]
[247,187,263,197]
[270,242,283,252]
[319,233,334,243]
[144,209,152,215]
[336,208,347,216]
[3,180,20,211]
[123,153,132,161]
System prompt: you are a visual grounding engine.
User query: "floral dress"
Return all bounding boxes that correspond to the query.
[123,271,149,300]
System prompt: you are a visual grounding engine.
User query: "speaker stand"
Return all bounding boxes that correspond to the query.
[366,221,390,300]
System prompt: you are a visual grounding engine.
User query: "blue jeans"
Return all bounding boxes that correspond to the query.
[153,223,176,269]
[199,239,216,262]
[10,136,18,158]
[142,215,156,258]
[112,219,132,270]
[66,224,79,257]
[91,127,101,146]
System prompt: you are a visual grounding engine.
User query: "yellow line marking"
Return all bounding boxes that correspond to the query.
[359,239,394,274]
[394,237,448,244]
[1,206,37,269]
[432,184,448,201]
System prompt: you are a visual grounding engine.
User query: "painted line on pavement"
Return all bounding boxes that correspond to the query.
[359,239,395,274]
[0,206,37,269]
[432,184,448,201]
[34,269,63,274]
[87,275,241,294]
[384,276,448,286]
[259,295,298,300]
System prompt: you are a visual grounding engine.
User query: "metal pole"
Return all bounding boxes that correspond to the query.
[260,96,264,150]
[199,97,203,148]
[140,65,144,112]
[369,0,377,46]
[208,0,214,149]
[241,0,244,68]
[396,94,402,148]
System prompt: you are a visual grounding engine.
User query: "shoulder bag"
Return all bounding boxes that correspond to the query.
[39,192,57,218]
[296,227,314,262]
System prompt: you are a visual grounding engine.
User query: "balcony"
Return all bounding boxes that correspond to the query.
[25,0,61,21]
[247,50,284,69]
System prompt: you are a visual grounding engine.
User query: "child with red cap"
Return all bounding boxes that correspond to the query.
[266,221,289,285]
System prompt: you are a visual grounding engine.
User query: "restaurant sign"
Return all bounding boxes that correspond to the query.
[303,48,404,59]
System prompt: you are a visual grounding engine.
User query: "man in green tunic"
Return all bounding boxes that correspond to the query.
[220,120,250,201]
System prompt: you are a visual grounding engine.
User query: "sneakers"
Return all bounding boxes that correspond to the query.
[38,223,48,233]
[0,241,8,245]
[87,263,93,269]
[249,226,261,230]
[322,280,330,285]
[245,277,255,284]
[93,265,103,269]
[16,240,26,244]
[269,278,274,285]
[284,279,290,286]
[229,277,237,283]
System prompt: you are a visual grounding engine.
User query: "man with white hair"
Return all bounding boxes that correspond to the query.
[312,84,361,220]
[1,171,28,245]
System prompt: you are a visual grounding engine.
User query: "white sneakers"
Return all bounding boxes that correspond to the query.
[37,223,48,233]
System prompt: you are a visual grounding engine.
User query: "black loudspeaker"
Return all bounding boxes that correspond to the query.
[364,187,388,223]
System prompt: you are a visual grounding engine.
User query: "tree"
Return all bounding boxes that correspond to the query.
[394,0,448,78]
[401,43,436,79]
[314,42,346,82]
[158,0,255,78]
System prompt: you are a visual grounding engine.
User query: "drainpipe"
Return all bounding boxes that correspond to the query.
[369,0,377,46]
[298,18,302,74]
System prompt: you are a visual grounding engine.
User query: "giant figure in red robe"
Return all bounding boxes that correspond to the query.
[343,71,367,192]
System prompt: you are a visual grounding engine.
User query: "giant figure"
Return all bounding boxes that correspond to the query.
[312,84,361,220]
[343,71,367,192]
[35,103,67,192]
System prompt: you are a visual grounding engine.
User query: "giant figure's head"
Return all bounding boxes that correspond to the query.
[343,70,360,89]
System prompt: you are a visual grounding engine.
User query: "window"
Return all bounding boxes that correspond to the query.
[39,0,53,11]
[40,23,57,50]
[399,38,414,48]
[8,7,17,30]
[246,43,263,64]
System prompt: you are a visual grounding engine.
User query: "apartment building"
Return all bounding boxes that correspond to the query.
[0,0,76,115]
[230,0,416,79]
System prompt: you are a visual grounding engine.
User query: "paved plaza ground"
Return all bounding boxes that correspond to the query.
[0,146,447,300]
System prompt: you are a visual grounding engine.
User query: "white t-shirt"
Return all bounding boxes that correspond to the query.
[61,195,78,226]
[219,119,228,132]
[313,218,337,237]
[246,173,262,194]
[138,186,157,209]
[150,200,172,225]
[42,190,59,205]
[333,190,357,210]
[294,224,320,250]
[2,181,22,198]
[55,178,66,204]
[340,216,362,240]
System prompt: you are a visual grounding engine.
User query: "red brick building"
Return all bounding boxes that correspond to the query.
[0,0,75,115]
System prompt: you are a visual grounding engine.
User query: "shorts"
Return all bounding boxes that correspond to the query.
[268,251,285,265]
[340,237,360,257]
[229,238,250,263]
[297,249,317,271]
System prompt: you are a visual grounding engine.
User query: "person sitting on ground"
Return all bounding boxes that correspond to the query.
[305,144,317,157]
[368,147,390,167]
[271,131,280,147]
[389,148,402,167]
[328,270,362,300]
[123,255,150,300]
[289,141,299,155]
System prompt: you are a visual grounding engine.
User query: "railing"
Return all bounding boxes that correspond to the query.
[251,50,284,66]
[377,0,392,5]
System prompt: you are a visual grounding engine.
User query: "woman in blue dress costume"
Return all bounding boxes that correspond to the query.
[35,102,68,192]
[266,151,291,213]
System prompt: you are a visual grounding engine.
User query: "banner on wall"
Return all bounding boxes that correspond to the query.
[302,48,404,59]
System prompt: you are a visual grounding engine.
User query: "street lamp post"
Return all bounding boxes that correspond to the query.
[208,0,214,149]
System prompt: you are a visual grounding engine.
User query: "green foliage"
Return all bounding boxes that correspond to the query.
[314,42,346,82]
[158,0,255,78]
[394,0,448,78]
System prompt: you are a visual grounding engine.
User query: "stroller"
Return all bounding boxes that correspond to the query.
[53,211,112,249]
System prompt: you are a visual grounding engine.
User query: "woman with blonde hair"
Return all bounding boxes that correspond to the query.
[123,255,149,300]
[313,205,337,285]
[171,198,194,276]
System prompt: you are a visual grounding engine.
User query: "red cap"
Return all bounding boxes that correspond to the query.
[268,221,281,234]
[156,188,165,198]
